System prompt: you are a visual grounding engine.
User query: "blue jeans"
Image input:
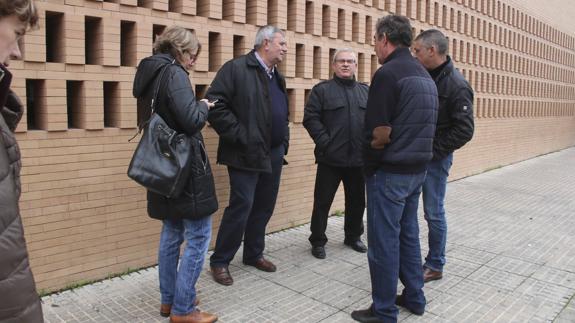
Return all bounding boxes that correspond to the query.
[366,169,426,322]
[422,153,453,272]
[158,216,212,316]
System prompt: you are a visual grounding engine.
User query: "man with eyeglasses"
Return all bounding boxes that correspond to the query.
[303,48,369,259]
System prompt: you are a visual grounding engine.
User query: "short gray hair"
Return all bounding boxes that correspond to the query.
[375,15,412,47]
[332,48,357,64]
[415,29,449,56]
[254,25,285,49]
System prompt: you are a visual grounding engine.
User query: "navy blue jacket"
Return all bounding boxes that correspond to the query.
[364,47,438,175]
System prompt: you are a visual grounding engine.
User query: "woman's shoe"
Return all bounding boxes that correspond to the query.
[169,310,217,323]
[160,298,200,317]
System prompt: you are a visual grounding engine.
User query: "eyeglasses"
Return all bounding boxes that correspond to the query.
[334,59,356,64]
[184,50,198,62]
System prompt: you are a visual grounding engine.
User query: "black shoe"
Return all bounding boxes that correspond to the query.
[344,239,368,253]
[311,246,326,259]
[350,306,385,323]
[395,295,425,315]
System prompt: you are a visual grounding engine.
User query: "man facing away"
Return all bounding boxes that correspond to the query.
[206,25,289,286]
[412,29,474,283]
[303,48,369,259]
[351,15,438,323]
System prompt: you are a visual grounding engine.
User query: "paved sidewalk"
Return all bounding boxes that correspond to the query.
[42,148,575,322]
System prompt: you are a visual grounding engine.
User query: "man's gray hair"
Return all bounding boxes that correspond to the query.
[415,29,449,56]
[254,25,285,49]
[332,48,357,64]
[375,15,412,47]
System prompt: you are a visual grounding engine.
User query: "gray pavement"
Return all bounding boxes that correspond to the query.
[42,147,575,322]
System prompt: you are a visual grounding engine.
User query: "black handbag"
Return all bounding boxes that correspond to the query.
[127,63,192,198]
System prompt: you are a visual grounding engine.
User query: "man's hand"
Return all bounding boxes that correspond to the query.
[371,126,392,149]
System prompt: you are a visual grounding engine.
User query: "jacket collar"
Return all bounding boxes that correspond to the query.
[433,56,454,83]
[383,46,411,64]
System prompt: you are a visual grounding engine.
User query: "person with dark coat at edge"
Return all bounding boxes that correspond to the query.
[303,48,369,259]
[0,1,43,322]
[412,29,474,283]
[132,25,218,323]
[351,15,438,323]
[206,25,289,286]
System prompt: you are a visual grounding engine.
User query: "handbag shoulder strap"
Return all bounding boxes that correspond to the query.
[129,59,175,142]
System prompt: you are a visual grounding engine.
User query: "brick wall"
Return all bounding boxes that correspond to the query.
[12,0,575,292]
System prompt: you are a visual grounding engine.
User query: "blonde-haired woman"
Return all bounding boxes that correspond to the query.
[133,25,218,323]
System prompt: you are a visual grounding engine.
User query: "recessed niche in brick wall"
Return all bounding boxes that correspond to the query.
[209,32,222,72]
[153,24,167,46]
[46,11,64,63]
[67,81,84,129]
[337,9,345,40]
[233,35,246,58]
[104,82,120,128]
[287,0,296,31]
[322,5,330,37]
[267,0,279,26]
[371,55,379,76]
[328,48,336,76]
[352,12,359,43]
[365,15,372,44]
[313,46,321,79]
[286,88,295,122]
[85,16,102,65]
[26,79,45,130]
[121,20,137,67]
[295,44,304,78]
[246,0,257,25]
[195,84,207,101]
[305,1,314,34]
[357,52,365,82]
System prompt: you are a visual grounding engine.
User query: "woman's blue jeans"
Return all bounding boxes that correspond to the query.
[158,216,212,316]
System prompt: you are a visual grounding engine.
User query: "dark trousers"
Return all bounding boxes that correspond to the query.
[308,163,365,247]
[210,145,284,267]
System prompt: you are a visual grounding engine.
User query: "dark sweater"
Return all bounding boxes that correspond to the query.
[364,47,438,175]
[268,74,288,148]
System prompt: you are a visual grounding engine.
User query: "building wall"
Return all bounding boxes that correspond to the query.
[12,0,575,292]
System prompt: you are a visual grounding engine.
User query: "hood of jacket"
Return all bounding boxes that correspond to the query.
[133,53,182,98]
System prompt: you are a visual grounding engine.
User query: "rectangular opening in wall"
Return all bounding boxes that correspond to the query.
[246,0,257,25]
[337,9,345,40]
[305,1,314,34]
[153,24,167,47]
[104,81,119,128]
[233,35,245,58]
[121,20,136,67]
[296,44,305,78]
[406,0,412,17]
[329,48,336,76]
[26,79,45,130]
[287,89,295,122]
[357,53,364,81]
[46,11,64,63]
[322,5,330,37]
[371,55,379,77]
[196,0,208,17]
[352,12,359,42]
[137,0,152,8]
[313,46,321,79]
[67,81,84,129]
[85,16,103,65]
[209,32,222,72]
[169,0,183,13]
[268,0,279,25]
[365,16,372,44]
[287,0,296,31]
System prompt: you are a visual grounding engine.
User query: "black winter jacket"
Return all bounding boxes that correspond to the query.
[303,76,368,167]
[132,54,217,220]
[206,50,289,173]
[364,48,438,175]
[0,81,44,322]
[431,57,474,160]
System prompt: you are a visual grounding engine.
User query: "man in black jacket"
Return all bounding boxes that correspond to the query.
[351,15,438,323]
[303,48,368,259]
[412,29,474,283]
[206,25,289,286]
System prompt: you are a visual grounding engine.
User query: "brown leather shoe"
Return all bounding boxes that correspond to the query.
[423,267,443,283]
[246,257,277,272]
[169,310,218,323]
[160,299,200,317]
[210,265,233,286]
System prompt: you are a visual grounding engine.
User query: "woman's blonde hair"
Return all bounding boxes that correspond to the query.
[0,0,39,31]
[153,25,201,60]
